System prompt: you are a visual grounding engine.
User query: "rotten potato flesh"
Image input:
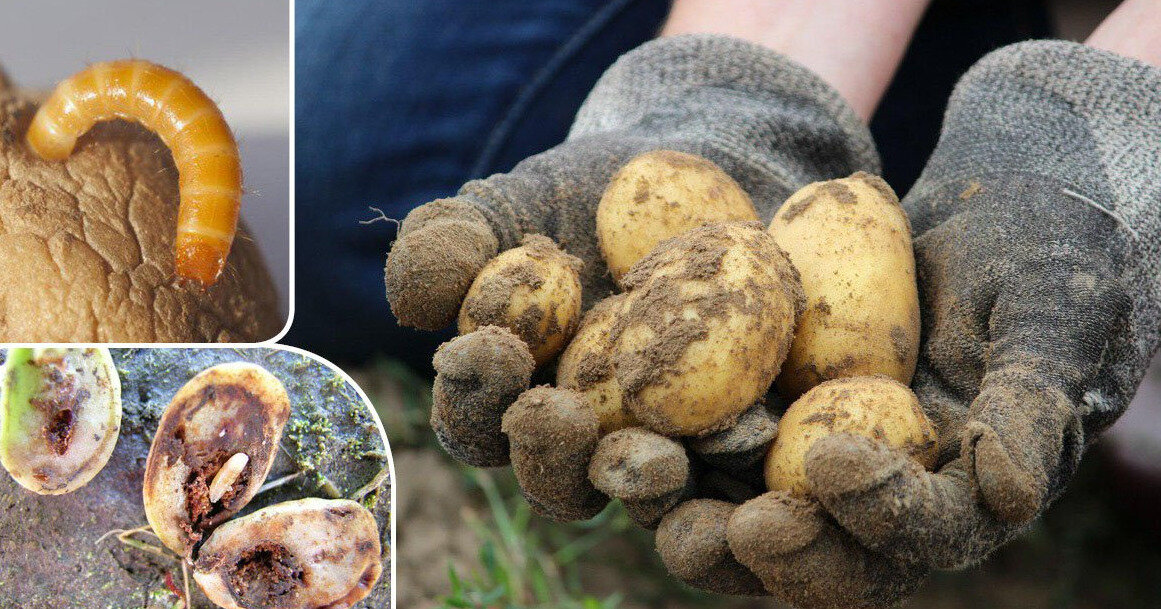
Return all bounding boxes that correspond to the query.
[143,362,290,557]
[193,498,382,609]
[0,347,121,494]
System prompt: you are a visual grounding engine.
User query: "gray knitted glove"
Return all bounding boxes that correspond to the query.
[388,33,896,603]
[742,40,1161,608]
[384,34,877,329]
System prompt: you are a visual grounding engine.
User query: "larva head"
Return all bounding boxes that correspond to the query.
[176,232,230,289]
[193,498,382,609]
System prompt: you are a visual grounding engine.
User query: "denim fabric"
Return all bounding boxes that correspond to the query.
[290,0,1049,368]
[290,0,668,366]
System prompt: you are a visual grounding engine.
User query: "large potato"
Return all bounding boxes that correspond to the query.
[597,150,758,283]
[459,234,583,366]
[611,222,802,437]
[768,172,920,398]
[0,86,281,341]
[763,376,938,496]
[556,293,638,434]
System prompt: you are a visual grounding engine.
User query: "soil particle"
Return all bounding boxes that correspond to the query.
[851,170,897,203]
[779,192,818,223]
[890,325,912,365]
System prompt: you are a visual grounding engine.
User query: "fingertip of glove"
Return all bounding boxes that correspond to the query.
[727,491,824,557]
[804,433,911,500]
[384,206,498,330]
[965,422,1041,524]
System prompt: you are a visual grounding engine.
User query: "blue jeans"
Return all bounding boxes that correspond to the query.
[290,0,1048,369]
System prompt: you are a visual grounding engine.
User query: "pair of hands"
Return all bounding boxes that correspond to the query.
[385,35,1160,608]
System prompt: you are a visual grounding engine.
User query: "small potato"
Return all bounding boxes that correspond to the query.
[597,150,758,283]
[763,376,938,496]
[768,172,920,399]
[555,293,638,434]
[612,222,802,437]
[459,234,583,366]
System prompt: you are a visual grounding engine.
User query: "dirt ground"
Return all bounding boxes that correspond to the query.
[365,357,1161,609]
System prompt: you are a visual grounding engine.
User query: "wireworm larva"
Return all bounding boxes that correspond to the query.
[25,59,242,289]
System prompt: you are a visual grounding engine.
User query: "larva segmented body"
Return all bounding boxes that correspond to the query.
[25,59,242,289]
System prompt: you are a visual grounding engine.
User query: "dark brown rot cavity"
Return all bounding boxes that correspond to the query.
[229,542,306,608]
[32,363,88,456]
[143,362,291,558]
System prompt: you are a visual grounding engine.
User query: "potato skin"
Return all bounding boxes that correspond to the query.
[0,101,281,341]
[768,172,920,399]
[763,376,938,496]
[597,150,758,284]
[555,293,638,434]
[459,234,583,366]
[612,222,802,437]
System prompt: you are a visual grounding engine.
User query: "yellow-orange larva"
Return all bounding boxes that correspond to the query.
[25,59,242,289]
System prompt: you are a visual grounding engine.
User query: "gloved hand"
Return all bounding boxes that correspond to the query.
[385,34,877,330]
[724,40,1161,608]
[391,33,875,502]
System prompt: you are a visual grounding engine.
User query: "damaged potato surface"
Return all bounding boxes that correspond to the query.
[597,150,758,283]
[556,293,639,434]
[143,362,290,557]
[0,81,281,341]
[764,376,938,496]
[194,498,382,609]
[769,172,920,398]
[0,347,120,494]
[612,222,802,437]
[459,234,583,366]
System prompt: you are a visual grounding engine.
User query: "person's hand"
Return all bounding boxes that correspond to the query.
[386,34,877,473]
[721,40,1161,608]
[385,34,876,330]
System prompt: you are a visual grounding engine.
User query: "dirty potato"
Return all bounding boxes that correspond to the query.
[763,376,938,496]
[597,150,758,283]
[611,222,802,437]
[768,172,920,398]
[193,498,381,609]
[0,347,120,494]
[459,234,583,366]
[143,362,290,557]
[555,293,638,434]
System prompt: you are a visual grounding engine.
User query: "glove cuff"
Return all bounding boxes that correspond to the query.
[570,34,880,198]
